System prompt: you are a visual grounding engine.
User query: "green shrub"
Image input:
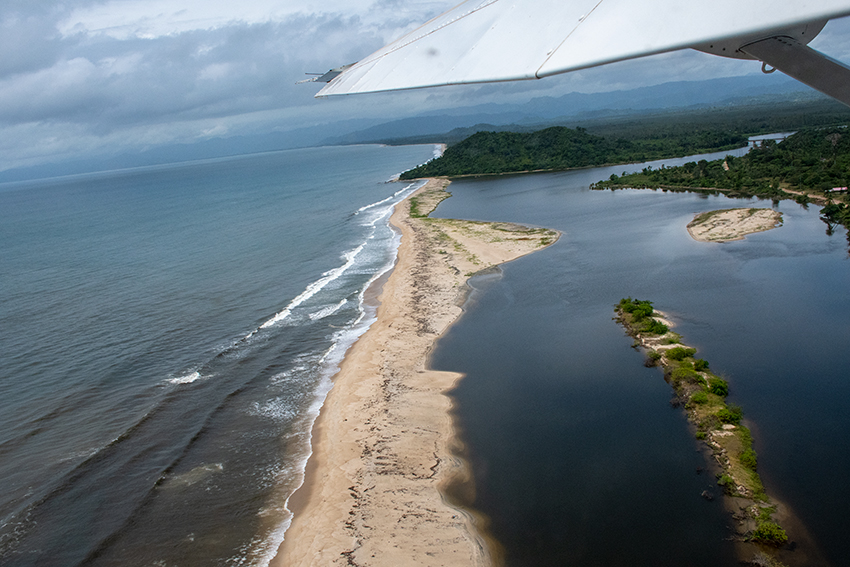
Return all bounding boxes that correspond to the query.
[757,506,777,523]
[694,359,709,371]
[645,351,662,367]
[690,391,708,405]
[717,474,736,494]
[708,377,729,397]
[740,448,758,471]
[717,405,743,424]
[619,298,654,320]
[751,522,788,546]
[695,431,706,440]
[666,347,696,361]
[641,319,669,335]
[671,367,700,383]
[662,332,682,344]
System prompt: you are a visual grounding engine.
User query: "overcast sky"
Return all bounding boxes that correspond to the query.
[3,1,850,174]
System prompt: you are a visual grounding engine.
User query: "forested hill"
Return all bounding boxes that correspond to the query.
[399,127,746,179]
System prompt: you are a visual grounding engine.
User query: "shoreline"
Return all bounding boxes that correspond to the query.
[273,179,559,566]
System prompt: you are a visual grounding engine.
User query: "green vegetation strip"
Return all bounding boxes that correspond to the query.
[616,298,788,548]
[595,127,850,239]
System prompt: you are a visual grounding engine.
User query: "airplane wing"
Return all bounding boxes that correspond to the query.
[315,0,850,106]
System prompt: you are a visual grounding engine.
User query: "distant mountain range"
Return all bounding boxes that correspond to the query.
[318,75,826,147]
[0,74,838,184]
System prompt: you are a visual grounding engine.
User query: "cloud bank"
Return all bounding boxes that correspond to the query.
[2,1,849,174]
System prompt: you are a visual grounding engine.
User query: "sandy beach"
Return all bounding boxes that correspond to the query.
[687,207,783,242]
[274,179,558,567]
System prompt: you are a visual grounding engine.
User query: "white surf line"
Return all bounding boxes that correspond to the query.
[258,243,366,331]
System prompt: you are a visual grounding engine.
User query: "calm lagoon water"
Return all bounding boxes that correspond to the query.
[431,154,850,566]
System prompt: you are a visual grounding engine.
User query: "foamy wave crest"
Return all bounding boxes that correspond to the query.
[308,299,348,321]
[355,182,419,215]
[249,398,298,422]
[243,180,424,566]
[259,243,365,330]
[270,363,311,387]
[356,194,395,214]
[166,370,208,385]
[390,144,445,180]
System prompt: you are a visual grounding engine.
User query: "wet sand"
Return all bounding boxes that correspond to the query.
[274,179,558,567]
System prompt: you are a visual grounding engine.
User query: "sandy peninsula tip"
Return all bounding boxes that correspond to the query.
[273,179,558,567]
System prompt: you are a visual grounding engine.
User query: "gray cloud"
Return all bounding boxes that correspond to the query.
[2,2,849,175]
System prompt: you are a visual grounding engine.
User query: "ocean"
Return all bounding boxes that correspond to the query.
[0,144,438,567]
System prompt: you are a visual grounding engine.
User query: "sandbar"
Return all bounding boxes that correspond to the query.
[687,208,783,242]
[274,179,558,567]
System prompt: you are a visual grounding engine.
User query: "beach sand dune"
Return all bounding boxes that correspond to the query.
[274,179,558,567]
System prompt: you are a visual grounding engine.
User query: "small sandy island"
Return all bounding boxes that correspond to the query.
[687,208,783,242]
[274,179,558,567]
[616,300,830,567]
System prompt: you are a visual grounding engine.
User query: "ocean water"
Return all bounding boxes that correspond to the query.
[0,144,438,567]
[431,155,850,566]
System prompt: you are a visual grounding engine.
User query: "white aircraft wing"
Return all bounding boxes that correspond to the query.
[315,0,850,106]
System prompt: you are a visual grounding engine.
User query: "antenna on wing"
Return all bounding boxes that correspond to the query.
[296,64,355,85]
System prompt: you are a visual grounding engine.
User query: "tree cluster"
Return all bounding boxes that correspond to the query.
[596,127,850,238]
[599,127,850,194]
[399,126,747,179]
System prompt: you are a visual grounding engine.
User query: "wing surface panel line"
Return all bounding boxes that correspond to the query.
[534,0,606,79]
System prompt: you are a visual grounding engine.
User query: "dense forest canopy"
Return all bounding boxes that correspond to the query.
[399,126,746,179]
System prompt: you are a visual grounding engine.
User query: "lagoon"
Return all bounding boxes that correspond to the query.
[431,163,850,566]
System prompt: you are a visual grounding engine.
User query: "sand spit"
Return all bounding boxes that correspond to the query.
[274,179,559,567]
[616,301,830,567]
[687,208,783,242]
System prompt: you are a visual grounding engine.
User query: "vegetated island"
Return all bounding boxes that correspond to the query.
[593,127,850,243]
[687,208,784,242]
[275,179,559,567]
[616,298,794,566]
[399,126,747,179]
